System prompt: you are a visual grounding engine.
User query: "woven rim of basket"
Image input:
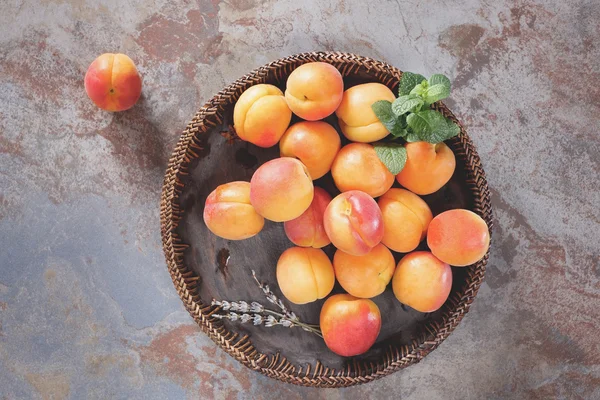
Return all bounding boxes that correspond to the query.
[160,51,493,388]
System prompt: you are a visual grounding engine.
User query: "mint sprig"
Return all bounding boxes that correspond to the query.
[370,71,460,175]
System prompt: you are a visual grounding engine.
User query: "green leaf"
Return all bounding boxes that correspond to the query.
[373,143,407,175]
[372,101,410,138]
[389,115,408,138]
[442,119,461,140]
[371,100,396,131]
[424,74,451,104]
[424,85,450,104]
[406,110,460,143]
[406,111,435,135]
[428,74,451,87]
[390,125,408,138]
[409,81,429,98]
[392,94,424,116]
[405,131,422,143]
[399,72,426,96]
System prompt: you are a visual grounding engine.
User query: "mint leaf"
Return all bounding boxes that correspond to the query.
[409,80,429,98]
[428,74,451,87]
[424,85,450,104]
[373,143,407,175]
[406,111,436,136]
[406,110,460,143]
[424,74,451,104]
[390,125,408,138]
[371,100,396,131]
[399,72,426,96]
[441,119,461,140]
[389,115,408,138]
[392,94,424,116]
[405,131,422,143]
[372,100,409,138]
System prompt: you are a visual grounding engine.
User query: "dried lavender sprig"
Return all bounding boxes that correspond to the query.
[250,301,264,313]
[252,270,296,320]
[261,309,320,329]
[252,278,319,327]
[212,312,260,324]
[212,299,319,328]
[212,310,323,338]
[215,311,321,334]
[212,299,264,313]
[256,309,322,336]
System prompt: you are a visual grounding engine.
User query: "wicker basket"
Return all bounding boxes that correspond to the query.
[160,52,493,388]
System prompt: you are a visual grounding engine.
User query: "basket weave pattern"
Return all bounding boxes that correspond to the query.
[160,52,493,387]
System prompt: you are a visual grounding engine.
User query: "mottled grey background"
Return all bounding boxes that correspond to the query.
[1,0,599,399]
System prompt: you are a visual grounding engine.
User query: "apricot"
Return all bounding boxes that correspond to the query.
[335,83,396,142]
[285,62,344,121]
[392,251,452,313]
[427,209,490,266]
[396,142,456,195]
[284,187,332,248]
[378,189,433,253]
[331,143,394,198]
[333,244,395,298]
[250,157,313,222]
[203,181,264,240]
[279,121,341,180]
[320,294,381,357]
[323,190,384,256]
[233,84,292,148]
[84,53,142,112]
[276,247,335,304]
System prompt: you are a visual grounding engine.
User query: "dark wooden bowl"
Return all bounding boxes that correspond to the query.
[160,52,493,387]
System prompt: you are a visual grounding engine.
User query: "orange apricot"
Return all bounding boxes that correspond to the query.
[276,247,335,304]
[331,143,394,198]
[284,187,332,248]
[335,83,396,142]
[84,53,142,112]
[396,142,456,195]
[427,209,490,266]
[233,84,292,148]
[279,121,341,180]
[250,158,314,222]
[378,189,433,253]
[203,181,264,240]
[285,62,344,120]
[392,251,452,312]
[333,244,395,298]
[323,190,384,256]
[320,294,381,356]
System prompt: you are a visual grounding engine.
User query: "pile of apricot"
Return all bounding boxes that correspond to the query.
[203,62,490,357]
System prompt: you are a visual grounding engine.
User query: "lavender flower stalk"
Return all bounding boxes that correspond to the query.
[211,309,323,338]
[211,270,323,338]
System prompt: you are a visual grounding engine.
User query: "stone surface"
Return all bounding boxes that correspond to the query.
[1,0,599,398]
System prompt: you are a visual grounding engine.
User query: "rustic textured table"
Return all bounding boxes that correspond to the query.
[1,1,598,399]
